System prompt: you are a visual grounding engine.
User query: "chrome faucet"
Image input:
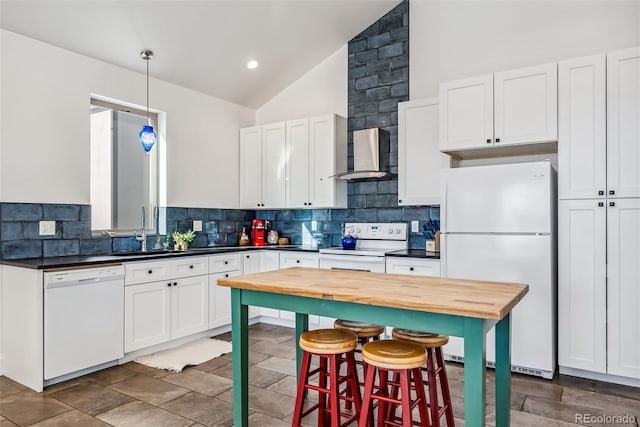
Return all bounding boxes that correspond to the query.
[135,206,147,252]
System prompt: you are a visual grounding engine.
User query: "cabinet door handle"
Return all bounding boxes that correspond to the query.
[173,282,177,286]
[246,255,250,258]
[224,261,228,265]
[598,190,604,196]
[398,199,403,203]
[609,202,615,207]
[296,260,300,263]
[308,202,312,206]
[189,265,194,269]
[609,190,615,195]
[257,203,260,207]
[225,274,229,278]
[167,282,172,287]
[148,270,153,274]
[486,139,491,144]
[409,267,414,271]
[495,138,501,143]
[598,202,604,207]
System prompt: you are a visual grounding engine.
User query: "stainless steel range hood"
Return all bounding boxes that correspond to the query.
[332,128,389,180]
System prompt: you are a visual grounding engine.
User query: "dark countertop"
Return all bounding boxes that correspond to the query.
[385,249,441,259]
[0,245,320,270]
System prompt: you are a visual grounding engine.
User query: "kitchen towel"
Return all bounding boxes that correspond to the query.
[134,337,232,372]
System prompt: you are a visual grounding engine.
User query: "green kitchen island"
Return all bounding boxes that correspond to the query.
[218,267,528,427]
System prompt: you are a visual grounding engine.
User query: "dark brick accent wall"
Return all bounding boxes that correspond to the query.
[347,0,409,207]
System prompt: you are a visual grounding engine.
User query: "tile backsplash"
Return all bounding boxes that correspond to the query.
[0,202,437,259]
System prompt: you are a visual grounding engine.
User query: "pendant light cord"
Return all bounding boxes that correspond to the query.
[146,58,150,125]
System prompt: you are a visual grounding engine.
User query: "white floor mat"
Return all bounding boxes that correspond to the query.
[134,338,232,372]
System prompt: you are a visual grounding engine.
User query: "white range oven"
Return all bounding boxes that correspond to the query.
[319,223,408,273]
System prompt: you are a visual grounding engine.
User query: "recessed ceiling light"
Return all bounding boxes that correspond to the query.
[246,60,259,70]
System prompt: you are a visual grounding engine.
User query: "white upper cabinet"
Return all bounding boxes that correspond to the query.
[240,123,286,209]
[239,126,265,209]
[494,63,558,146]
[558,54,607,200]
[439,74,494,152]
[398,97,450,206]
[439,63,558,159]
[240,114,347,210]
[309,115,347,209]
[607,46,640,199]
[261,122,286,208]
[286,118,311,208]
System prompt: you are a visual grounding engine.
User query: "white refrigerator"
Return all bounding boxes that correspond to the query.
[441,161,557,379]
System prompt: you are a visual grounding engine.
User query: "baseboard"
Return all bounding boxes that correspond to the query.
[559,366,640,387]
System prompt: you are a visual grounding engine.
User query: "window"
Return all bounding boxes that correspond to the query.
[90,98,159,233]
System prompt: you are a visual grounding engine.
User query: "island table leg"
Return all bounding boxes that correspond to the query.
[295,313,309,379]
[231,289,249,427]
[495,313,511,427]
[464,317,486,427]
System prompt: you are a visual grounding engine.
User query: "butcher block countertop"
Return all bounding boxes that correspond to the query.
[218,267,528,321]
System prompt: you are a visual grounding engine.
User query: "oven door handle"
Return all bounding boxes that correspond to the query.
[318,254,385,264]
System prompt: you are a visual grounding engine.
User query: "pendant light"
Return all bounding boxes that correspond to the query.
[138,49,157,154]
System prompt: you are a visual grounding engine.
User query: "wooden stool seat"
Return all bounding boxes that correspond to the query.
[334,319,385,338]
[362,340,426,370]
[359,340,430,426]
[392,328,449,348]
[299,329,357,354]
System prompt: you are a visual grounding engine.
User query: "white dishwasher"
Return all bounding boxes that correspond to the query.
[44,265,125,380]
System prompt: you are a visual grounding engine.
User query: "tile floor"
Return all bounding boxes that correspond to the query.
[1,323,639,426]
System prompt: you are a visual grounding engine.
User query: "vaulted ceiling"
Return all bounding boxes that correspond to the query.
[0,0,400,108]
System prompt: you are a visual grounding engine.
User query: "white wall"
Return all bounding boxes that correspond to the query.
[256,45,347,124]
[0,30,255,208]
[410,0,640,99]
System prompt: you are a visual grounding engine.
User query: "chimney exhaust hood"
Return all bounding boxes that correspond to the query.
[332,128,390,180]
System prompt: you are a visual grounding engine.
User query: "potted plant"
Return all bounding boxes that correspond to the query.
[172,230,196,251]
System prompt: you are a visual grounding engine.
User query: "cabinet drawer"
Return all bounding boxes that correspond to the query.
[209,253,242,274]
[279,252,319,268]
[125,260,174,285]
[174,256,208,277]
[386,258,441,277]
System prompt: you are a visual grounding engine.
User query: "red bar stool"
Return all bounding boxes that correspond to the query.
[292,329,362,427]
[358,340,430,427]
[334,320,385,411]
[392,328,455,427]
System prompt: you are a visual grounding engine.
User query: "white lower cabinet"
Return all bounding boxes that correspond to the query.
[209,253,243,328]
[124,257,209,353]
[279,252,319,320]
[559,198,640,380]
[124,276,208,352]
[385,257,441,277]
[243,251,280,317]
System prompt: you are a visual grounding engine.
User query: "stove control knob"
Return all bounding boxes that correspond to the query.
[388,229,393,234]
[396,228,402,234]
[356,228,362,234]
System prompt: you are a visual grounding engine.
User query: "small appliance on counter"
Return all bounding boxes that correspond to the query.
[251,219,268,247]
